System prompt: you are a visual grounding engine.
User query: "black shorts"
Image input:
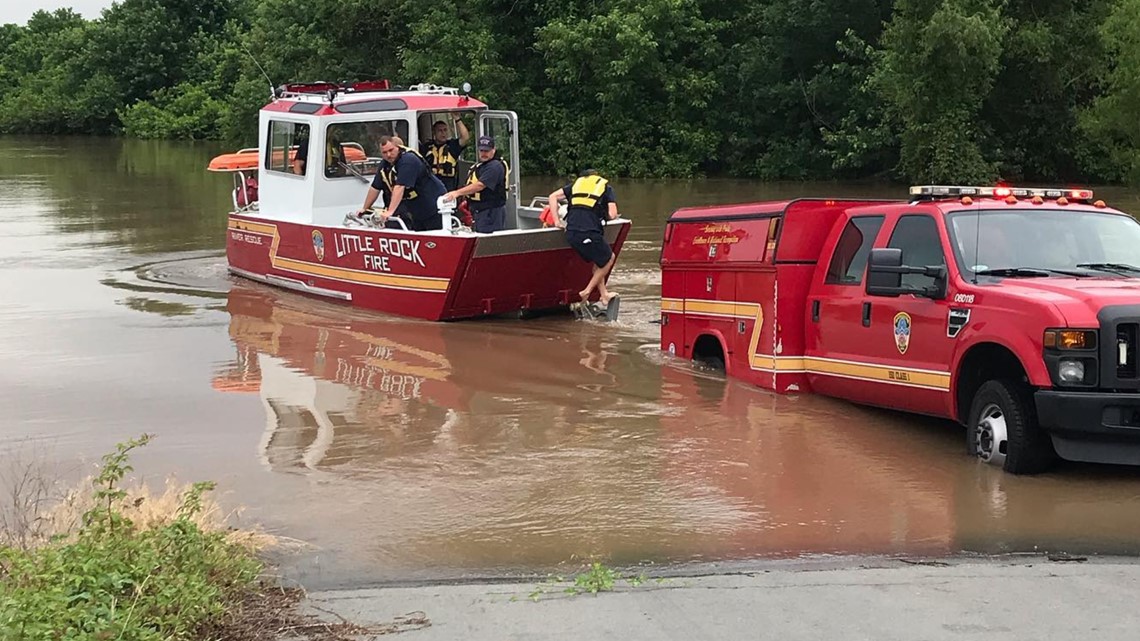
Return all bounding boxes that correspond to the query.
[566,230,613,267]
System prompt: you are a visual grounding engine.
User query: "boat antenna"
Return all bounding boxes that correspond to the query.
[238,40,276,100]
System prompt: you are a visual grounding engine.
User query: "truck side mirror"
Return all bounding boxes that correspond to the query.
[866,248,903,296]
[865,248,947,299]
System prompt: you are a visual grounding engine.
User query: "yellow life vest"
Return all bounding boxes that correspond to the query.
[325,141,343,166]
[323,141,347,176]
[466,157,510,204]
[425,141,459,178]
[570,175,608,208]
[378,147,429,200]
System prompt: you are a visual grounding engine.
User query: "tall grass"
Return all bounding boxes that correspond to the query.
[0,435,267,641]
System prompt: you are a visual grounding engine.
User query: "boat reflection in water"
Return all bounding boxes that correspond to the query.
[213,281,645,475]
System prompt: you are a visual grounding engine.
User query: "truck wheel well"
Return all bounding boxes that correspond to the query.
[692,334,726,371]
[956,343,1028,423]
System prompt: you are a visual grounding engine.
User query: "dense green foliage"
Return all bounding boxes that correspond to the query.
[0,0,1136,183]
[0,436,261,640]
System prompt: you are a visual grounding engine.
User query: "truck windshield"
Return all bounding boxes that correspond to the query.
[947,209,1140,277]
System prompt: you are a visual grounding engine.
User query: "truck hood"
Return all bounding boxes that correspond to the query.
[993,277,1140,326]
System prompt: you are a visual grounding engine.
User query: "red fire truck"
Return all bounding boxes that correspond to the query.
[660,185,1140,475]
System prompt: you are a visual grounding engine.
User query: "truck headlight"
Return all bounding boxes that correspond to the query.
[1043,329,1098,350]
[1057,359,1085,383]
[1043,328,1098,387]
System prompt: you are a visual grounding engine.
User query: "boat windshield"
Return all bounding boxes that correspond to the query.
[947,209,1140,277]
[325,119,410,179]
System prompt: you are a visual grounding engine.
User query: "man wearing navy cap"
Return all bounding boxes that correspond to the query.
[444,135,509,233]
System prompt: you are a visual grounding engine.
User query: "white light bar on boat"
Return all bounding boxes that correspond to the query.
[909,185,1094,201]
[405,83,463,95]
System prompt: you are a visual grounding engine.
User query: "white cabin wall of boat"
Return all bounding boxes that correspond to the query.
[257,112,318,224]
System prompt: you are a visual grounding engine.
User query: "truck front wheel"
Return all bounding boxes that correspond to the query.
[967,379,1056,474]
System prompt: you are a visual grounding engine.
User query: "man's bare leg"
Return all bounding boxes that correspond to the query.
[580,254,617,303]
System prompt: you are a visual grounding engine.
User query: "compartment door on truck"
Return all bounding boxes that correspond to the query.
[684,267,736,371]
[865,213,955,416]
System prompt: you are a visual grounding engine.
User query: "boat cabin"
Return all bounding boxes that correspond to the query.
[210,80,543,231]
[210,80,632,321]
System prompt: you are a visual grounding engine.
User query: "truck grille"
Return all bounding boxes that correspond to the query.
[1117,323,1138,380]
[1099,307,1140,389]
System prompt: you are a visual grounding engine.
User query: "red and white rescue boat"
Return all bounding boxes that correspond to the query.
[208,80,631,321]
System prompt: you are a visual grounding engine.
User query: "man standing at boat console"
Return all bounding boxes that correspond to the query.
[442,136,509,233]
[420,115,470,192]
[548,169,620,309]
[357,136,446,231]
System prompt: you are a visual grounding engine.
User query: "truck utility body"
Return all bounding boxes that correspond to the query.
[660,186,1140,474]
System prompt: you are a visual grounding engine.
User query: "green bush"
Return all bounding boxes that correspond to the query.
[0,435,262,641]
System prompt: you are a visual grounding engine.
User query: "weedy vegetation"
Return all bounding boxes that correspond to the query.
[0,434,386,641]
[527,560,651,601]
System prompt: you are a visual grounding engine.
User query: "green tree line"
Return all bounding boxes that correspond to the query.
[2,0,1139,183]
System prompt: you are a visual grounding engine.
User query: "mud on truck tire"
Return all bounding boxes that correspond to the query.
[967,379,1058,475]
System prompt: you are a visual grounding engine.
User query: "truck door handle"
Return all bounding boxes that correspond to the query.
[811,300,820,323]
[862,302,872,327]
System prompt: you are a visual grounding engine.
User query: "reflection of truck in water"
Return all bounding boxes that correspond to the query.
[661,185,1140,475]
[658,362,956,559]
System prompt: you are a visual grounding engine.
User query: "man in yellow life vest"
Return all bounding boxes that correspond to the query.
[443,136,509,233]
[419,115,470,192]
[292,131,346,177]
[547,169,620,308]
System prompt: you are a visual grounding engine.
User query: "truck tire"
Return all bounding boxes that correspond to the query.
[967,379,1056,474]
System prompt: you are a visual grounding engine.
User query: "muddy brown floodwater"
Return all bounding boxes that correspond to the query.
[2,136,1140,589]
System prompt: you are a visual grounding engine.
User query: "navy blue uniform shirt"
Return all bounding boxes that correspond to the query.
[371,151,446,220]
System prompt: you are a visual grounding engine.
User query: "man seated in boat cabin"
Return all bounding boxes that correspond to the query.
[356,136,446,231]
[293,134,348,177]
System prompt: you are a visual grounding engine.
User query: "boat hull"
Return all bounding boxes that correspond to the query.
[226,214,631,321]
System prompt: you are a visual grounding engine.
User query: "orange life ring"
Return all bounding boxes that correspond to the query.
[208,146,367,172]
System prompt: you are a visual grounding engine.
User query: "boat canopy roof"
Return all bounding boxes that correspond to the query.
[259,80,489,117]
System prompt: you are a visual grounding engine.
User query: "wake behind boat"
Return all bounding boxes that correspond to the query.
[208,80,631,321]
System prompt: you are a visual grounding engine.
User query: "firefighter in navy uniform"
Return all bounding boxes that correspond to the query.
[356,136,446,231]
[292,132,347,177]
[443,136,509,233]
[420,115,470,191]
[548,169,620,308]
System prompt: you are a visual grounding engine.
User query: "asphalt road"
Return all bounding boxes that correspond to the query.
[286,557,1140,640]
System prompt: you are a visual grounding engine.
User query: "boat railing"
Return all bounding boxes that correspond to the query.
[232,169,259,213]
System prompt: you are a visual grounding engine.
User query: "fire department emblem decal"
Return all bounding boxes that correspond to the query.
[312,230,325,261]
[893,312,912,355]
